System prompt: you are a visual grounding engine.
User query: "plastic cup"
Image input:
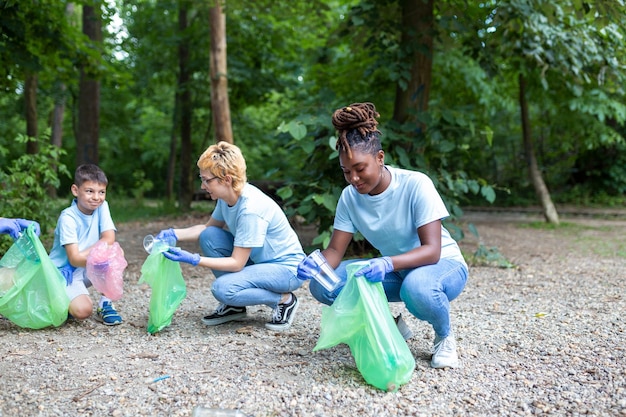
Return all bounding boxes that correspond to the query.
[143,234,174,254]
[307,249,342,292]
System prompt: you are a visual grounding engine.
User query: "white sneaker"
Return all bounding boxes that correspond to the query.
[431,332,459,368]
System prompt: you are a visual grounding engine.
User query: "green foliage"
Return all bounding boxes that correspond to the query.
[130,170,154,204]
[0,134,70,253]
[465,223,514,268]
[274,107,498,251]
[1,0,626,233]
[104,197,196,224]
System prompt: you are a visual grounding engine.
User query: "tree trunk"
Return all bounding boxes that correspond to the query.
[51,2,74,152]
[77,3,101,166]
[51,83,66,150]
[47,3,74,198]
[48,81,67,198]
[177,0,193,211]
[392,0,434,129]
[209,0,233,143]
[519,74,560,224]
[25,73,38,154]
[166,97,179,202]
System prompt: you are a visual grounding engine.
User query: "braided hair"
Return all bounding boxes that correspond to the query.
[331,102,382,159]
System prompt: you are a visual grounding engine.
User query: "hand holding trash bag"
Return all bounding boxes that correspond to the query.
[0,218,40,239]
[139,252,187,334]
[0,224,69,329]
[156,228,177,243]
[163,247,200,266]
[314,261,415,392]
[353,256,393,282]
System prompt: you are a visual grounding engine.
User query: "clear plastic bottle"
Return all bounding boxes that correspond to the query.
[191,407,247,417]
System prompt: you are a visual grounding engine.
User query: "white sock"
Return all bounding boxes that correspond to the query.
[99,296,111,308]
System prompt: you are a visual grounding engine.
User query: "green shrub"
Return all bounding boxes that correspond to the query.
[0,135,70,255]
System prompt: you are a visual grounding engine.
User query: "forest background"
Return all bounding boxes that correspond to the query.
[1,0,625,256]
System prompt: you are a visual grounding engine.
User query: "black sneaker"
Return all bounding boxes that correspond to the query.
[265,294,299,331]
[202,304,247,326]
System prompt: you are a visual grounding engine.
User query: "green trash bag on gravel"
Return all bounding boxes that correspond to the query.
[0,224,69,329]
[313,261,416,392]
[138,252,187,334]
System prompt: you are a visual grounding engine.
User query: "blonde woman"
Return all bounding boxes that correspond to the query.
[157,141,305,332]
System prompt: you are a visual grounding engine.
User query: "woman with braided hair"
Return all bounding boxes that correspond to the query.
[297,102,468,368]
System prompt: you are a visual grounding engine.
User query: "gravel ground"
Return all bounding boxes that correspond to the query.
[1,211,625,417]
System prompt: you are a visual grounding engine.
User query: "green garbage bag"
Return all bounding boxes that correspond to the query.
[138,252,187,334]
[0,224,69,329]
[313,261,416,392]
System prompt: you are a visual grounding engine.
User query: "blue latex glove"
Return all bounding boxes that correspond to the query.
[92,261,110,274]
[59,264,76,285]
[16,219,40,237]
[156,228,177,243]
[297,256,319,281]
[354,257,394,283]
[0,218,40,240]
[163,247,200,266]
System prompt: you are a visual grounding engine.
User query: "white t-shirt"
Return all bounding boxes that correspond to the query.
[211,183,304,268]
[333,166,466,266]
[49,199,116,268]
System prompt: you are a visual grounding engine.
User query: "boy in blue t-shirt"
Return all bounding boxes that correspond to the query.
[49,164,122,325]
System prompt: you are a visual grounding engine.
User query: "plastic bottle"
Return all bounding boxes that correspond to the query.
[191,407,247,417]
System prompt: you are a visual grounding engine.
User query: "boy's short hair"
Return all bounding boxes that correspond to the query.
[74,164,108,187]
[197,141,247,193]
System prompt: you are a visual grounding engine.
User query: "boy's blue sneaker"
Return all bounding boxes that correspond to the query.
[96,301,123,326]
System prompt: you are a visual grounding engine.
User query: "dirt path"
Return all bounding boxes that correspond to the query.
[0,208,624,416]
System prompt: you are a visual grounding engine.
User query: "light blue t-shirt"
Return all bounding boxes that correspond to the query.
[211,183,305,268]
[49,199,116,268]
[334,166,466,266]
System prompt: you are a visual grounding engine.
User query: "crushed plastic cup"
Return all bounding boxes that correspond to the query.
[0,267,17,296]
[15,232,39,262]
[143,234,174,254]
[307,249,342,292]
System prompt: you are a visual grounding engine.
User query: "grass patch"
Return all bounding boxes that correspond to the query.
[106,198,215,224]
[520,221,626,259]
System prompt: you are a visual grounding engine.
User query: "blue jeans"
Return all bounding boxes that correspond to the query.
[309,258,468,338]
[199,226,302,308]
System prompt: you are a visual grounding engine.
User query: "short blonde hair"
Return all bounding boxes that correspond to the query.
[197,141,247,193]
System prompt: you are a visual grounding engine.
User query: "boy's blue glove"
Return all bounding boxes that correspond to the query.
[156,228,177,243]
[0,218,40,240]
[17,219,41,237]
[59,264,76,285]
[297,256,318,281]
[354,257,393,283]
[163,247,200,266]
